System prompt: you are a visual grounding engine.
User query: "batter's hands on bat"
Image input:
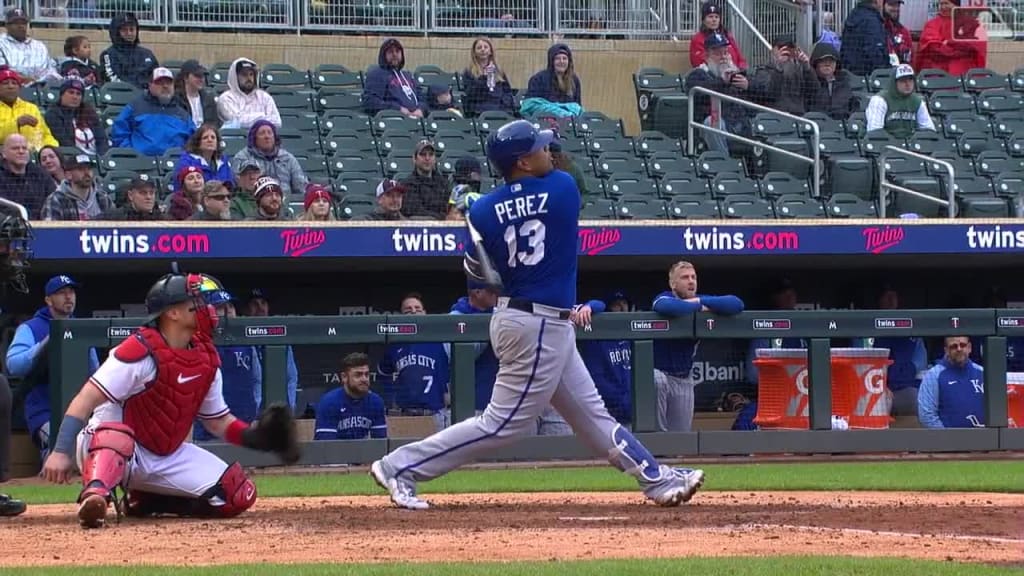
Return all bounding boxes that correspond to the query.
[41,451,75,484]
[242,403,302,465]
[570,304,593,328]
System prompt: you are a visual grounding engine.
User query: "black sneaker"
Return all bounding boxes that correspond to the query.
[0,493,26,517]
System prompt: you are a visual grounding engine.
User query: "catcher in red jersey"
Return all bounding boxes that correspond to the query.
[42,270,300,528]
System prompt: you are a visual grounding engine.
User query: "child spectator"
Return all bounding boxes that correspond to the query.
[59,35,99,87]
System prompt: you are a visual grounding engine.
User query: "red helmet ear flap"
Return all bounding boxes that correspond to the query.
[186,273,204,296]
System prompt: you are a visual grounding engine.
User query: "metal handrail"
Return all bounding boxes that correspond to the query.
[686,85,821,198]
[878,145,956,220]
[723,0,773,51]
[0,197,29,221]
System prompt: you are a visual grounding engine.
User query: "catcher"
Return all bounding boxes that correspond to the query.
[42,270,300,528]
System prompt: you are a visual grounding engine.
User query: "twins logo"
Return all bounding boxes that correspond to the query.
[281,229,326,257]
[457,322,466,334]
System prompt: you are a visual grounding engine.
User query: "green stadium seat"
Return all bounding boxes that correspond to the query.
[926,151,974,179]
[974,151,1016,177]
[759,172,809,198]
[633,67,683,132]
[916,68,962,94]
[799,112,842,139]
[752,112,798,138]
[942,114,990,139]
[664,198,720,219]
[696,151,744,178]
[281,112,320,135]
[475,111,515,136]
[952,175,993,196]
[98,82,140,108]
[646,155,695,179]
[603,177,658,199]
[335,176,377,198]
[332,157,383,177]
[320,112,371,135]
[959,197,1010,217]
[322,129,377,156]
[580,198,618,219]
[817,133,859,156]
[774,194,826,218]
[297,156,332,179]
[261,69,310,89]
[315,92,364,114]
[765,137,811,180]
[890,177,944,218]
[928,92,975,117]
[710,172,759,198]
[826,193,877,217]
[372,112,423,136]
[575,111,624,137]
[615,196,660,219]
[424,113,475,136]
[1008,136,1024,157]
[658,172,708,199]
[962,68,1008,93]
[991,114,1024,140]
[844,112,867,139]
[956,133,1000,157]
[859,130,899,156]
[582,175,605,198]
[273,93,312,112]
[555,135,587,156]
[828,156,875,200]
[414,65,458,90]
[867,68,894,92]
[993,172,1024,197]
[208,62,234,86]
[312,71,363,91]
[906,131,948,156]
[633,131,680,158]
[721,196,774,219]
[376,131,420,158]
[976,89,1024,116]
[587,134,634,157]
[649,95,689,140]
[594,153,647,179]
[434,131,482,156]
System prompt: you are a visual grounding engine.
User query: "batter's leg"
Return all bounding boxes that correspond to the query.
[374,311,573,509]
[550,349,705,507]
[535,406,572,436]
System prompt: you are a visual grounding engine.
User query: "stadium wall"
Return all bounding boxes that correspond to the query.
[27,29,1024,136]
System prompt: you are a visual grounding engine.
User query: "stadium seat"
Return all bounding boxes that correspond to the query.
[633,131,680,157]
[828,155,875,200]
[658,172,709,198]
[942,114,990,139]
[844,112,867,139]
[344,199,377,219]
[435,131,482,156]
[98,82,139,108]
[817,133,859,156]
[956,132,1000,157]
[556,135,588,156]
[319,112,371,134]
[974,151,1016,178]
[721,196,774,219]
[372,112,423,136]
[882,155,928,180]
[312,71,364,91]
[221,135,247,156]
[916,68,962,94]
[752,112,798,138]
[648,95,689,139]
[594,153,646,179]
[765,136,811,180]
[281,112,320,135]
[926,151,974,179]
[962,68,1008,93]
[928,92,975,116]
[273,92,313,112]
[579,198,618,219]
[710,172,760,198]
[332,157,383,177]
[101,148,156,174]
[991,114,1024,140]
[859,130,899,156]
[582,175,605,197]
[664,198,721,219]
[314,63,351,76]
[424,112,475,136]
[906,131,948,156]
[867,68,894,92]
[759,171,809,198]
[646,154,695,179]
[297,156,332,179]
[376,131,420,158]
[952,175,993,196]
[603,177,658,199]
[633,67,683,131]
[825,193,877,217]
[616,197,661,219]
[315,92,364,114]
[587,134,634,157]
[335,176,377,198]
[959,196,1010,217]
[890,180,944,218]
[1008,136,1024,158]
[799,112,842,140]
[413,65,458,90]
[322,129,377,156]
[993,172,1024,198]
[100,170,145,202]
[696,151,744,178]
[575,111,624,137]
[261,69,310,89]
[156,149,181,175]
[774,194,825,218]
[976,89,1024,116]
[208,62,234,86]
[475,111,515,135]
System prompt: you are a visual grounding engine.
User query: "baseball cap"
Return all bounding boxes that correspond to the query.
[60,77,85,95]
[895,63,915,80]
[151,67,174,82]
[704,32,730,50]
[248,288,268,302]
[415,139,436,155]
[129,176,155,191]
[0,68,20,84]
[180,59,207,77]
[254,176,283,198]
[5,8,28,23]
[45,275,79,296]
[238,159,261,174]
[235,60,258,74]
[701,2,721,17]
[606,290,631,306]
[63,153,96,170]
[772,34,796,48]
[376,178,406,198]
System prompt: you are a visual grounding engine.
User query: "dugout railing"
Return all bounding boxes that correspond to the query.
[48,309,1023,467]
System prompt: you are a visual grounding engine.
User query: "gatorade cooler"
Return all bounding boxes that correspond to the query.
[1007,373,1024,429]
[753,348,893,430]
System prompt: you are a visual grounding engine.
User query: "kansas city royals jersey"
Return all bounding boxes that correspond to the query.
[314,387,387,440]
[581,339,633,424]
[377,343,449,412]
[467,170,580,309]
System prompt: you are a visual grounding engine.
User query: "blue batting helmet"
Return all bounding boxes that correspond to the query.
[486,120,555,177]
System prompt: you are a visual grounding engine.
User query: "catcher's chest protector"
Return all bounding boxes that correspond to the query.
[120,327,221,455]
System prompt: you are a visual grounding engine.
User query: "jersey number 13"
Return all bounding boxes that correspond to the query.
[504,219,546,267]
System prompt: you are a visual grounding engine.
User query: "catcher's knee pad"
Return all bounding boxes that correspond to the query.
[196,462,257,518]
[79,422,135,502]
[607,423,663,483]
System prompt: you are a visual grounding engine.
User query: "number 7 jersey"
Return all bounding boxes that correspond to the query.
[466,170,580,310]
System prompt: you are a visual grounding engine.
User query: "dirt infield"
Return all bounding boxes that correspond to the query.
[2,491,1022,567]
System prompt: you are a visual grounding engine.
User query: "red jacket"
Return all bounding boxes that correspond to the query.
[689,29,748,71]
[884,17,914,65]
[915,13,987,76]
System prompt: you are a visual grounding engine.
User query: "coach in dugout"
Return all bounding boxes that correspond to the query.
[918,335,985,428]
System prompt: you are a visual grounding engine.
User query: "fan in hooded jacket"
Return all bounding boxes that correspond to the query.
[362,38,426,118]
[217,58,281,129]
[99,12,157,89]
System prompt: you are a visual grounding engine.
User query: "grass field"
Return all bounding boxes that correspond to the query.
[9,460,1024,504]
[2,557,1022,576]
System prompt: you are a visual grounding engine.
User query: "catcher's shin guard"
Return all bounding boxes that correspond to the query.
[126,463,256,519]
[78,422,136,527]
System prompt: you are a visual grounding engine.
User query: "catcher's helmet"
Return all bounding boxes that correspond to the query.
[486,120,555,177]
[145,272,224,335]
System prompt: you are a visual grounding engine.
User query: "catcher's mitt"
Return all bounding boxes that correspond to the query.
[242,403,301,465]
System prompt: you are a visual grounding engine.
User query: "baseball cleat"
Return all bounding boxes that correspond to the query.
[77,494,109,528]
[644,466,705,507]
[0,493,26,517]
[370,460,429,510]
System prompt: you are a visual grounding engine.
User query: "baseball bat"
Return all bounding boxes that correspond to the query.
[465,216,504,290]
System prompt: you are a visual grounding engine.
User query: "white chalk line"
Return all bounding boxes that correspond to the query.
[723,523,1024,545]
[558,516,631,522]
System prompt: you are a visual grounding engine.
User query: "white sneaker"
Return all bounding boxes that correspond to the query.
[643,466,705,507]
[370,460,430,510]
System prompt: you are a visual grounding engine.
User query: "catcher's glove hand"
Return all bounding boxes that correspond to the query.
[241,403,302,465]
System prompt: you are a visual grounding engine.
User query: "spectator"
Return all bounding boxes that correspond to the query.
[229,159,261,219]
[522,44,583,118]
[918,336,985,428]
[58,35,99,87]
[37,145,64,188]
[42,153,111,220]
[167,165,205,220]
[840,0,889,76]
[400,139,449,220]
[426,84,462,116]
[448,283,499,418]
[5,275,98,460]
[865,63,936,138]
[111,67,194,156]
[244,288,298,410]
[860,285,927,416]
[362,38,425,118]
[174,60,219,129]
[652,261,744,432]
[577,291,634,427]
[883,0,914,66]
[446,156,482,220]
[43,78,108,157]
[193,289,261,442]
[247,176,291,221]
[461,37,515,117]
[0,9,59,86]
[684,33,751,154]
[550,137,589,197]
[314,352,387,440]
[217,58,281,129]
[230,120,307,196]
[806,41,860,120]
[298,183,335,221]
[99,12,158,89]
[745,278,807,386]
[362,178,409,221]
[0,134,54,217]
[101,176,163,220]
[0,68,57,152]
[748,34,817,116]
[818,12,842,52]
[689,2,747,70]
[377,294,450,431]
[915,0,987,76]
[192,180,233,221]
[171,123,232,193]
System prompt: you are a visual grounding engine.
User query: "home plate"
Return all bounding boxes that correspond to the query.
[558,516,630,522]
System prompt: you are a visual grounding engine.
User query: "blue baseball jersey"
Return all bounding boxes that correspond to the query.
[314,387,387,440]
[377,342,449,412]
[581,339,633,424]
[467,169,580,309]
[650,291,744,374]
[970,336,1024,371]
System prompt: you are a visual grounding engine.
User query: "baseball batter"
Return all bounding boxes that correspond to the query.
[371,120,705,510]
[42,271,299,527]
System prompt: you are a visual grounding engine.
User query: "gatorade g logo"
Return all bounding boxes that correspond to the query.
[863,368,886,395]
[792,367,810,417]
